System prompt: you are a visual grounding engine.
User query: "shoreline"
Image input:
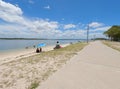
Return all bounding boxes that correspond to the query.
[0,44,69,65]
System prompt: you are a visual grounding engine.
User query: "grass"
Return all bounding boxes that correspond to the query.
[102,41,120,52]
[28,81,39,89]
[19,42,87,65]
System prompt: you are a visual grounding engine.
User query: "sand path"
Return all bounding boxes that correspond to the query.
[37,41,120,89]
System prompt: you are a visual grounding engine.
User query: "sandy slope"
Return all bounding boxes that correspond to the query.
[37,41,120,89]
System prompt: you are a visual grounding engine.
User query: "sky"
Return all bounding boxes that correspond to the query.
[0,0,120,39]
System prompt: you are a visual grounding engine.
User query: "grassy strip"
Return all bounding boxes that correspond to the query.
[102,41,120,52]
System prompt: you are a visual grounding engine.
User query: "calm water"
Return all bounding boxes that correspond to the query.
[0,39,84,52]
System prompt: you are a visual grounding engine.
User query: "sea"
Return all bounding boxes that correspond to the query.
[0,39,85,52]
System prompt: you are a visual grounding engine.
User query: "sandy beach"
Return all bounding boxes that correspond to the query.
[0,43,80,89]
[0,44,76,89]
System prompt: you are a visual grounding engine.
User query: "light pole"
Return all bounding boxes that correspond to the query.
[94,34,96,40]
[87,24,89,43]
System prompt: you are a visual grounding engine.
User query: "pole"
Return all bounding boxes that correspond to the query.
[94,34,96,40]
[87,24,89,43]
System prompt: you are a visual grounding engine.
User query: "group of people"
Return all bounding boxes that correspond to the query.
[36,47,42,53]
[36,41,61,53]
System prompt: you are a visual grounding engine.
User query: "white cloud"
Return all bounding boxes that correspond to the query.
[0,0,59,38]
[28,0,34,4]
[44,5,51,10]
[62,18,65,20]
[62,30,86,38]
[0,0,109,39]
[89,32,106,39]
[90,26,111,33]
[64,24,76,29]
[0,24,30,38]
[0,0,24,24]
[88,26,111,39]
[89,22,104,28]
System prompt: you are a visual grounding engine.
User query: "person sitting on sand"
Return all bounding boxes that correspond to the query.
[36,48,40,53]
[39,47,42,52]
[54,41,61,49]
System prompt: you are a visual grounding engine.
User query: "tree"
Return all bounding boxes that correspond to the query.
[104,25,120,41]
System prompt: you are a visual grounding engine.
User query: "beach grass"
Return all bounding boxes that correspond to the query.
[28,81,39,89]
[0,42,87,89]
[102,41,120,52]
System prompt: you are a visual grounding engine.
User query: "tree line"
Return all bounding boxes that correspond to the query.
[104,25,120,41]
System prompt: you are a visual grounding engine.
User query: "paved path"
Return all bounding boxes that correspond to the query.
[37,41,120,89]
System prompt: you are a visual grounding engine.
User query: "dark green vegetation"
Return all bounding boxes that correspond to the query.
[91,38,107,40]
[104,25,120,41]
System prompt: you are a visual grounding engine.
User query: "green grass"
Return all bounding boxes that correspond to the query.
[20,42,87,64]
[28,81,39,89]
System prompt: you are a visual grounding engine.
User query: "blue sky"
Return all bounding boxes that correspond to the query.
[0,0,120,39]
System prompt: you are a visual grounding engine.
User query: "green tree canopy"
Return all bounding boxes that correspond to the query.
[104,25,120,41]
